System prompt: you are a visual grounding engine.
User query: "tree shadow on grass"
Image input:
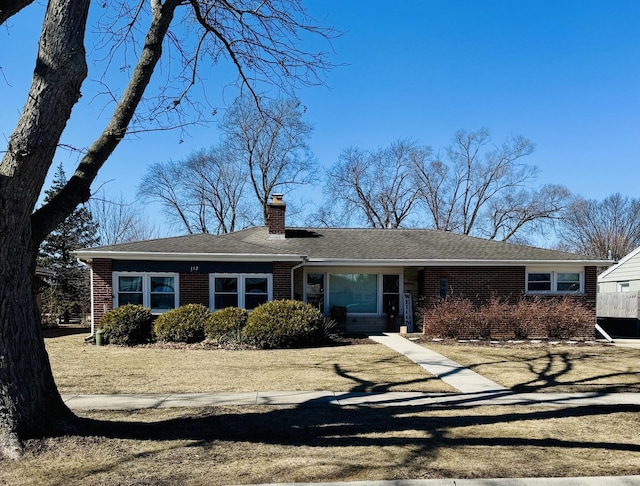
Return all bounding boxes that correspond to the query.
[24,350,640,483]
[60,400,640,485]
[451,348,640,393]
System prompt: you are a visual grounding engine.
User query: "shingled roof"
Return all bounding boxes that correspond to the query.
[74,226,610,266]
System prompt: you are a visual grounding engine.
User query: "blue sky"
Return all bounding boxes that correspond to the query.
[1,0,639,236]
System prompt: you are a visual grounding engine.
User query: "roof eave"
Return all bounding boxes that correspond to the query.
[73,251,305,263]
[304,258,614,267]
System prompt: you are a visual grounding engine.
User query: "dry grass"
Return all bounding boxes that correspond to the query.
[418,340,640,393]
[3,329,637,484]
[44,330,454,394]
[2,404,639,485]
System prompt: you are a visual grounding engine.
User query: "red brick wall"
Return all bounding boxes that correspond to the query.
[267,203,286,236]
[179,273,209,307]
[273,262,295,300]
[419,265,598,340]
[420,266,525,305]
[91,258,113,328]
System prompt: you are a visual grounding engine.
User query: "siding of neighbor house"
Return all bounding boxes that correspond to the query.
[598,248,640,293]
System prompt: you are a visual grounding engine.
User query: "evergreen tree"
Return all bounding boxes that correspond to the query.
[38,164,99,323]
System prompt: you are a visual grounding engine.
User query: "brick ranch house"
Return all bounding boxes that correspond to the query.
[74,195,611,337]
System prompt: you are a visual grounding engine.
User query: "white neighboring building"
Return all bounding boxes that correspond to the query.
[597,246,640,336]
[598,246,640,293]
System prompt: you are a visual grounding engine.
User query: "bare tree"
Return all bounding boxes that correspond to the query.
[323,139,426,228]
[139,96,313,233]
[221,96,316,224]
[0,0,336,457]
[412,128,569,241]
[559,193,640,260]
[139,147,248,235]
[89,192,157,245]
[485,184,571,242]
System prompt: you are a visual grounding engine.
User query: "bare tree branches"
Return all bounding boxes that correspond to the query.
[0,0,35,26]
[559,193,640,260]
[411,128,567,241]
[322,129,569,241]
[89,192,157,245]
[138,147,249,235]
[325,139,425,228]
[221,95,316,223]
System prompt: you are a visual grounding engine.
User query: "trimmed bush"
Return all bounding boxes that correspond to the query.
[153,304,210,343]
[243,299,324,349]
[205,307,249,343]
[100,304,153,346]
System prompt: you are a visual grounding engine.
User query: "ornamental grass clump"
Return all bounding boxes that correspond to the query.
[153,304,210,343]
[100,304,153,346]
[205,307,249,344]
[243,299,324,349]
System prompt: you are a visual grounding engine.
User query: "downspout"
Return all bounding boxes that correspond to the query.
[290,257,308,302]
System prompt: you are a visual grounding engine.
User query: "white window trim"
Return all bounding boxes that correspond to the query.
[303,268,403,316]
[525,268,584,295]
[209,273,273,310]
[112,272,179,314]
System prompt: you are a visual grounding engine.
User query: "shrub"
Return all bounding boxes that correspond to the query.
[153,304,210,343]
[475,297,511,340]
[243,300,324,349]
[205,307,249,344]
[422,297,475,339]
[100,304,153,346]
[544,297,594,340]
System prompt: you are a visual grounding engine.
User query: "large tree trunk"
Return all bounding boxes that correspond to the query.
[0,0,90,458]
[0,228,73,459]
[0,0,179,457]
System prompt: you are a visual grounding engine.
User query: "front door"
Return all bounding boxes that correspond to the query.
[306,273,324,312]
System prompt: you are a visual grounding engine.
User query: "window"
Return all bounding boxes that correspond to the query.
[305,273,325,311]
[556,272,581,292]
[527,273,552,292]
[329,273,378,314]
[314,270,402,315]
[526,270,583,294]
[211,274,272,310]
[114,273,178,313]
[383,275,400,316]
[439,278,449,299]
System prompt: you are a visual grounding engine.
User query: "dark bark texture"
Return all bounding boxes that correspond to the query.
[0,0,89,457]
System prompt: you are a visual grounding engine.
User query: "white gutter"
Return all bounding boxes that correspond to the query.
[303,258,614,267]
[73,251,305,263]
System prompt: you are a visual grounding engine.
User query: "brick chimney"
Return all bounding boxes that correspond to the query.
[267,194,286,239]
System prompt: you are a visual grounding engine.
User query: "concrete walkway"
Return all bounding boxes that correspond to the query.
[62,389,640,410]
[62,332,640,410]
[250,478,640,486]
[248,478,640,486]
[368,333,509,393]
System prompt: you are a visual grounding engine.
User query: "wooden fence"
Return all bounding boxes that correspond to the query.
[597,291,640,319]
